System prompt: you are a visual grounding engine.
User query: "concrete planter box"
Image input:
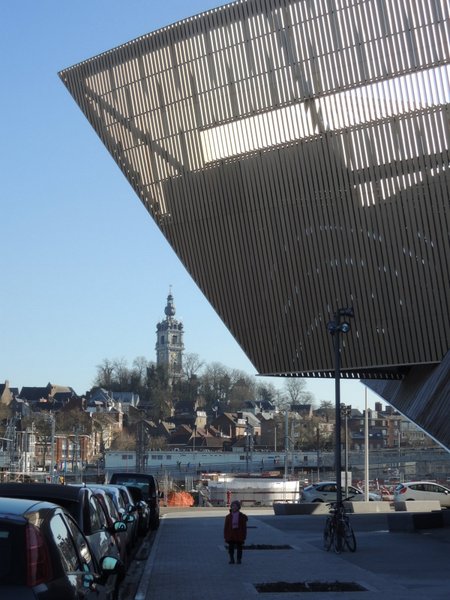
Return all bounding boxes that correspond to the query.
[388,510,444,532]
[344,501,392,514]
[273,502,329,515]
[272,501,392,515]
[394,500,442,512]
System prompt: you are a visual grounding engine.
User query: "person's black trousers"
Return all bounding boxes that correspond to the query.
[228,541,243,563]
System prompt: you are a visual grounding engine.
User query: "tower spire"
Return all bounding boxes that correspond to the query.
[164,286,176,317]
[155,288,184,385]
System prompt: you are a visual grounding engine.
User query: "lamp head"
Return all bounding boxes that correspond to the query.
[338,307,354,318]
[339,321,351,334]
[327,320,337,335]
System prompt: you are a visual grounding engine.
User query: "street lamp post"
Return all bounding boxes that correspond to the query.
[245,419,253,473]
[327,307,354,509]
[316,427,320,482]
[49,413,56,483]
[341,404,351,499]
[284,408,289,481]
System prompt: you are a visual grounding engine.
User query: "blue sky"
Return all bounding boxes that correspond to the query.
[1,0,379,410]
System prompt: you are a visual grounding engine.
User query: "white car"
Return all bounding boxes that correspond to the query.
[393,481,450,507]
[301,481,381,502]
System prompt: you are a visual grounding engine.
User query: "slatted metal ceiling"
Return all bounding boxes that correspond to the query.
[59,0,450,380]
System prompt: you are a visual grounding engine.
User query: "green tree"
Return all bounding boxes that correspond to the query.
[228,373,255,411]
[144,365,172,421]
[256,382,277,404]
[198,362,231,411]
[173,374,200,404]
[318,400,334,422]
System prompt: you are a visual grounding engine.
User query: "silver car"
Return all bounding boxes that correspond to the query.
[393,481,450,507]
[301,481,381,502]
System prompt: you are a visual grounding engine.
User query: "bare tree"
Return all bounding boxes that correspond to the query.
[183,353,204,380]
[94,359,115,388]
[112,358,130,389]
[0,403,12,444]
[284,378,308,404]
[132,356,152,380]
[22,412,53,469]
[110,430,137,450]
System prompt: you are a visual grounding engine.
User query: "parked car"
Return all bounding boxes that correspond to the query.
[393,481,450,507]
[0,482,124,597]
[111,484,140,544]
[89,487,131,568]
[0,496,121,599]
[125,485,151,535]
[108,472,160,529]
[301,481,382,503]
[87,485,137,555]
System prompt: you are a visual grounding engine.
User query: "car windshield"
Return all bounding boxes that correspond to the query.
[111,475,154,497]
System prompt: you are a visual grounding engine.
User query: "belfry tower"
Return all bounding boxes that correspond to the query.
[155,289,184,384]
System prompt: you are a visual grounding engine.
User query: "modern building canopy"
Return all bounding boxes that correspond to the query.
[59,0,450,446]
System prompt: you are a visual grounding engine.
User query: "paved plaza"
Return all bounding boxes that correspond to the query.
[134,507,450,599]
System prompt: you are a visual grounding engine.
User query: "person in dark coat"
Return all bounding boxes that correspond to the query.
[224,500,248,564]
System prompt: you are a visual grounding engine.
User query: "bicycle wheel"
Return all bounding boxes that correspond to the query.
[344,523,357,552]
[334,522,344,554]
[323,519,333,551]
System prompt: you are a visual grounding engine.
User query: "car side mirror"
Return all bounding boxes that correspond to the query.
[124,513,135,523]
[100,556,120,572]
[113,520,127,532]
[96,556,125,583]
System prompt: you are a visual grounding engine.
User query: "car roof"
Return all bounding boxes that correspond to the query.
[0,482,89,502]
[112,484,132,494]
[110,472,155,479]
[402,481,448,486]
[87,484,121,496]
[0,496,61,515]
[310,481,358,486]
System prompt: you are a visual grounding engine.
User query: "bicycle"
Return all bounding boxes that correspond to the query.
[323,502,357,553]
